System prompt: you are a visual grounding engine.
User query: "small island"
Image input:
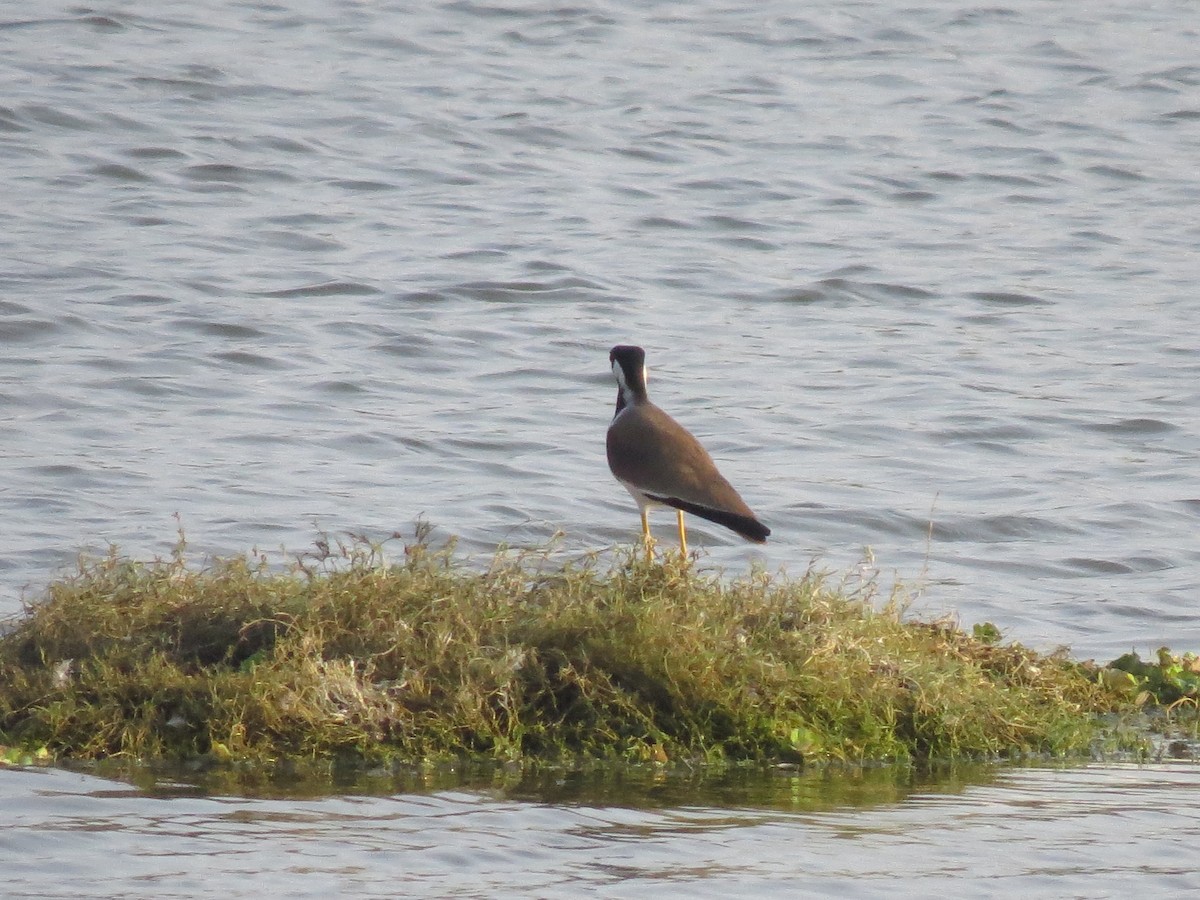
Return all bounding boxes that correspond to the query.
[1,527,1196,771]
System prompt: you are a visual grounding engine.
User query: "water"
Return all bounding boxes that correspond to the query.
[3,1,1198,659]
[3,762,1200,897]
[2,0,1199,892]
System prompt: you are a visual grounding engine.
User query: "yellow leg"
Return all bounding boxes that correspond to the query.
[676,509,688,557]
[641,508,653,556]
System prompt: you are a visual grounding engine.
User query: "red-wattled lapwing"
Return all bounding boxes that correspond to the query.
[606,345,770,555]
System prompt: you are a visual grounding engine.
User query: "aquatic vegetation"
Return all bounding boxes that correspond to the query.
[1109,649,1200,708]
[0,530,1171,767]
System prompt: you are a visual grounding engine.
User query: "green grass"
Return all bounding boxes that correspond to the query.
[0,529,1185,768]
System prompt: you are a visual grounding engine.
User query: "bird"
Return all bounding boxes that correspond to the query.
[606,344,770,555]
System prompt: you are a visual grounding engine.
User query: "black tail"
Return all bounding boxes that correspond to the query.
[648,494,770,543]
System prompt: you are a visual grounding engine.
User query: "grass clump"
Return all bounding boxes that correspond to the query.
[0,531,1148,767]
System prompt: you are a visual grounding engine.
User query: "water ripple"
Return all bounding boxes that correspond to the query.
[2,0,1198,668]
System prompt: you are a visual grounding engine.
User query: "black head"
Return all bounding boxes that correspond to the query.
[610,344,648,414]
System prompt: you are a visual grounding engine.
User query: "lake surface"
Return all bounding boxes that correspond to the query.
[3,761,1200,897]
[2,0,1199,893]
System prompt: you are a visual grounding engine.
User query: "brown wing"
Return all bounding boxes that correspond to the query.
[606,402,758,519]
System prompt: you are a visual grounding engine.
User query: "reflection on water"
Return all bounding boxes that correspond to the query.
[3,761,1199,897]
[95,757,1000,811]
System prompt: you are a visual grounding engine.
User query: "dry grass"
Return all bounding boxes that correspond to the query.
[0,530,1147,766]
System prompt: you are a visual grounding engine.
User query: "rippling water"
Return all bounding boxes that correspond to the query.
[3,762,1200,897]
[5,0,1196,657]
[2,0,1199,891]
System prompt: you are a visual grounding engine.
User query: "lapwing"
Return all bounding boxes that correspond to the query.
[606,344,770,555]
